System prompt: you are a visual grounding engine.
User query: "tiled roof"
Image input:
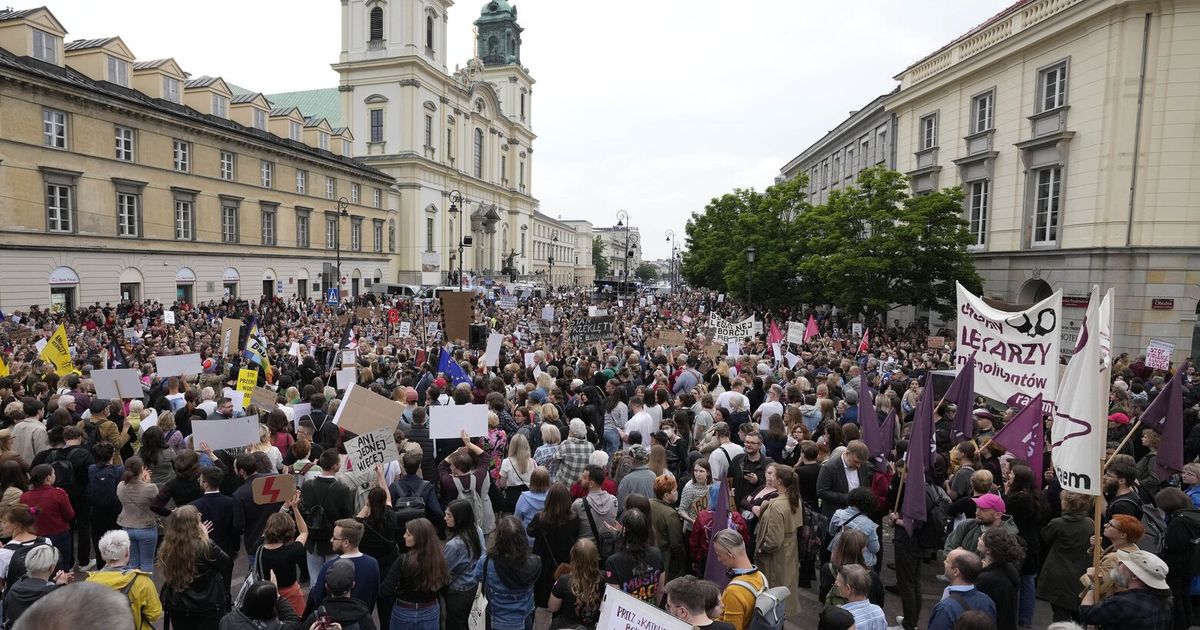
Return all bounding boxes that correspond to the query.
[231,93,264,104]
[0,7,43,22]
[184,75,221,89]
[64,37,115,51]
[132,58,169,70]
[0,46,389,181]
[265,87,340,127]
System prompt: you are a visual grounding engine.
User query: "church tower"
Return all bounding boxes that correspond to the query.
[475,1,522,66]
[339,0,453,71]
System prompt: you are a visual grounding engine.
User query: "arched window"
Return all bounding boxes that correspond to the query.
[426,16,435,50]
[473,128,483,178]
[369,7,384,42]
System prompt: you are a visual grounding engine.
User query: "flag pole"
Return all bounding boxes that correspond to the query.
[1102,420,1142,470]
[1091,472,1104,594]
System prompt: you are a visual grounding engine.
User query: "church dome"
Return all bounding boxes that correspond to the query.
[480,1,516,18]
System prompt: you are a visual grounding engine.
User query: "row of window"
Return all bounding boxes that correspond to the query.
[964,166,1061,248]
[368,6,437,51]
[368,111,527,190]
[809,125,890,192]
[43,174,395,252]
[41,110,381,205]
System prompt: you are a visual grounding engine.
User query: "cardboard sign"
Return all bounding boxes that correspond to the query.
[705,342,724,358]
[156,353,203,377]
[341,349,357,366]
[92,369,142,399]
[926,335,946,349]
[345,427,399,473]
[1146,339,1174,370]
[331,383,404,435]
[251,386,277,410]
[429,404,488,439]
[658,330,687,347]
[483,332,503,367]
[250,474,296,505]
[356,307,374,322]
[398,322,412,337]
[192,417,260,451]
[335,367,356,391]
[337,313,353,327]
[220,318,242,357]
[597,585,689,630]
[163,310,176,325]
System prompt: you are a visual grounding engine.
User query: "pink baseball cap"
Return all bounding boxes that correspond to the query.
[1108,412,1131,425]
[973,494,1006,513]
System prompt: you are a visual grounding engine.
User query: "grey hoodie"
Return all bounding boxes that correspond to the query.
[573,490,618,540]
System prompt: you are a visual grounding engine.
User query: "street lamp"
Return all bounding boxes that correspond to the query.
[547,234,559,292]
[664,229,676,293]
[334,196,349,297]
[745,246,757,309]
[616,210,630,292]
[448,190,468,290]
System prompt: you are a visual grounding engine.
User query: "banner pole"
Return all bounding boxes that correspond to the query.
[1091,473,1104,594]
[1102,419,1142,470]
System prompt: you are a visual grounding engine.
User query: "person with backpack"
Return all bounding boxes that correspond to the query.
[299,558,378,630]
[0,505,53,597]
[663,574,736,630]
[46,426,94,569]
[86,443,123,568]
[77,399,130,460]
[85,529,163,630]
[300,449,356,581]
[437,431,496,535]
[18,464,74,571]
[712,528,768,630]
[1102,460,1147,543]
[927,549,997,630]
[1156,486,1200,629]
[387,451,443,540]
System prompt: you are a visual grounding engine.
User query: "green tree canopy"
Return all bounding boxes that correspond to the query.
[592,236,610,279]
[635,263,659,282]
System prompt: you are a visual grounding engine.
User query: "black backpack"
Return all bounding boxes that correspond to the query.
[391,481,429,530]
[80,421,102,449]
[2,538,52,588]
[87,464,122,510]
[46,449,75,498]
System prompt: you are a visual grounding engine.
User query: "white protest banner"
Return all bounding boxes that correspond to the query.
[727,341,741,359]
[155,353,203,377]
[336,367,356,391]
[1051,287,1112,495]
[331,383,404,435]
[956,282,1061,409]
[345,427,399,473]
[192,417,260,451]
[708,313,754,343]
[290,403,312,430]
[341,349,356,367]
[163,310,176,325]
[498,295,517,310]
[483,332,503,367]
[288,341,301,357]
[398,322,412,337]
[222,387,245,412]
[541,305,555,322]
[852,322,863,338]
[429,404,489,439]
[787,321,804,345]
[1146,339,1174,370]
[524,352,536,369]
[92,369,142,399]
[596,585,689,630]
[593,308,608,317]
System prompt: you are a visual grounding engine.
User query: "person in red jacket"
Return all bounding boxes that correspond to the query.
[20,464,75,571]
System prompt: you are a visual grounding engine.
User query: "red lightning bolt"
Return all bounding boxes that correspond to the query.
[260,475,283,503]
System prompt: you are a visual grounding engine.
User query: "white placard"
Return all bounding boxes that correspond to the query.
[596,585,689,630]
[717,294,725,303]
[786,351,802,368]
[155,353,203,377]
[34,339,47,354]
[290,403,312,430]
[288,342,301,357]
[336,367,356,391]
[752,320,763,335]
[498,296,517,310]
[222,387,245,412]
[772,342,782,364]
[191,417,261,451]
[345,427,399,473]
[92,369,142,399]
[727,341,741,358]
[1146,339,1174,370]
[426,321,440,338]
[787,321,804,345]
[587,306,597,317]
[341,349,356,366]
[163,310,176,325]
[429,404,489,439]
[524,352,536,369]
[123,328,138,341]
[139,409,159,436]
[483,332,503,367]
[852,322,863,338]
[398,322,412,337]
[618,300,624,308]
[541,305,555,322]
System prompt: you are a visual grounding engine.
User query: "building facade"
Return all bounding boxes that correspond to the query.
[592,225,642,282]
[330,0,538,287]
[529,212,593,288]
[886,0,1200,360]
[777,91,897,205]
[0,7,397,311]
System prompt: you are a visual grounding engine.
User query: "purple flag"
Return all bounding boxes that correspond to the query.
[703,480,732,587]
[901,373,935,535]
[879,408,897,461]
[989,393,1044,466]
[946,352,977,443]
[858,374,884,459]
[1141,361,1188,479]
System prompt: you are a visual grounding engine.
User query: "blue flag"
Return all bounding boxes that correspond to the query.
[438,349,472,388]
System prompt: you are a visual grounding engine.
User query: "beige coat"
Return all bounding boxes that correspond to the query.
[755,495,801,615]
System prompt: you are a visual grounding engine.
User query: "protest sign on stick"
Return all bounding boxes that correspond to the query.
[92,369,142,399]
[331,383,404,435]
[429,404,488,439]
[192,418,260,451]
[345,427,400,473]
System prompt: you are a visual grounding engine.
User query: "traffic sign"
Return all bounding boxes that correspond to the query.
[326,288,340,305]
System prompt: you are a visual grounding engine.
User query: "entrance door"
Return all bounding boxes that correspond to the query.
[50,287,75,312]
[262,280,273,296]
[176,284,193,304]
[297,279,307,297]
[351,278,360,297]
[224,283,238,299]
[119,283,140,303]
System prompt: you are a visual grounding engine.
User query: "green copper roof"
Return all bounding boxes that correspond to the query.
[264,88,341,128]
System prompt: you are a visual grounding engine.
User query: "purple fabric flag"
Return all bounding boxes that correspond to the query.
[901,373,935,536]
[858,374,884,459]
[946,352,978,443]
[703,480,732,588]
[1141,360,1189,479]
[989,393,1044,466]
[880,408,897,461]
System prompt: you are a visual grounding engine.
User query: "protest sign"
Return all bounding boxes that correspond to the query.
[331,383,404,435]
[335,367,356,391]
[541,305,555,322]
[356,307,374,321]
[852,322,863,338]
[290,402,312,429]
[341,349,357,366]
[483,332,503,366]
[426,321,439,338]
[787,321,804,345]
[251,474,296,505]
[717,294,725,303]
[398,322,412,337]
[124,327,138,341]
[139,409,159,435]
[705,342,724,358]
[524,352,536,368]
[569,316,615,343]
[956,282,1060,409]
[596,585,689,630]
[156,353,203,377]
[192,417,260,451]
[786,351,802,368]
[498,295,517,310]
[655,330,687,347]
[236,368,258,405]
[926,335,945,349]
[345,427,399,473]
[163,310,176,325]
[708,313,754,342]
[92,369,142,400]
[429,404,488,439]
[220,318,242,357]
[288,341,301,357]
[34,339,47,354]
[222,387,245,412]
[251,386,277,410]
[1146,339,1174,370]
[727,341,741,358]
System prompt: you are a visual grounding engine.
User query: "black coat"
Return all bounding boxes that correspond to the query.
[815,454,874,521]
[976,561,1019,630]
[189,491,239,558]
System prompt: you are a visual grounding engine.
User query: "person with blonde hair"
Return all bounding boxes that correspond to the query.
[499,433,535,514]
[156,505,230,629]
[247,423,283,472]
[534,423,561,479]
[548,538,604,629]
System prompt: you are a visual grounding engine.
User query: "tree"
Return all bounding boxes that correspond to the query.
[635,263,659,282]
[592,236,610,279]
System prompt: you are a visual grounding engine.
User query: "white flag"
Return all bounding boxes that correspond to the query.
[1050,286,1112,496]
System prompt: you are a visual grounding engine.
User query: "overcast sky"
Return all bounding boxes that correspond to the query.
[43,0,1012,259]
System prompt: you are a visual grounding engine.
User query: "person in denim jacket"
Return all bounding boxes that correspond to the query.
[473,515,540,630]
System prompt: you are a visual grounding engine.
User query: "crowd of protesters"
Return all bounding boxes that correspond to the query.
[0,285,1196,630]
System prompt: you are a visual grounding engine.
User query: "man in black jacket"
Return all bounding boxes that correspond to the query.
[300,558,377,630]
[190,466,238,598]
[231,453,283,563]
[404,408,436,482]
[300,449,355,583]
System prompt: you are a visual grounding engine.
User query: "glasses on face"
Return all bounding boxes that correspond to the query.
[331,536,346,542]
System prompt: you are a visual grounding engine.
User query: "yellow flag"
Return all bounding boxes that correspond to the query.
[0,354,8,377]
[40,323,78,375]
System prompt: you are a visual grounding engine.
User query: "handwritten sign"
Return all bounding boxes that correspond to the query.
[163,310,176,325]
[569,316,615,343]
[596,585,689,630]
[220,318,242,357]
[708,313,754,342]
[345,427,399,472]
[251,386,277,410]
[498,295,517,310]
[926,335,946,349]
[787,321,804,345]
[398,321,412,337]
[236,368,258,406]
[541,305,555,322]
[1145,339,1174,370]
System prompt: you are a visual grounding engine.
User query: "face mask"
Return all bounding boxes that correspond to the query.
[663,428,674,438]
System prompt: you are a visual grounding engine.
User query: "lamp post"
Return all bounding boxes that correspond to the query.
[664,229,676,293]
[745,246,757,310]
[448,190,466,290]
[334,196,349,297]
[616,210,630,292]
[547,234,558,292]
